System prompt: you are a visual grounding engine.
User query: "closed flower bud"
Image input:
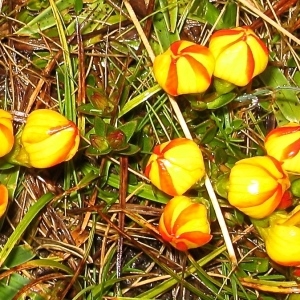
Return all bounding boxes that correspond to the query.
[228,156,290,219]
[153,40,215,96]
[145,138,205,196]
[209,26,269,86]
[0,110,14,157]
[158,196,212,251]
[256,207,300,266]
[265,123,300,173]
[10,109,80,168]
[0,184,8,217]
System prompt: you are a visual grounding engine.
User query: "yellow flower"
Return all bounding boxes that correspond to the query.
[256,206,300,266]
[0,110,14,157]
[11,109,80,168]
[228,156,290,219]
[158,196,212,251]
[0,184,8,218]
[153,40,215,96]
[209,26,269,86]
[265,123,300,173]
[145,138,205,196]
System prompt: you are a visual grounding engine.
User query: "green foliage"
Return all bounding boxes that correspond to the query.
[2,0,300,299]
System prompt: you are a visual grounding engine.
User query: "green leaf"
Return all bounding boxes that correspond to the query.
[207,92,237,109]
[77,103,112,117]
[223,1,237,28]
[201,126,218,144]
[193,0,225,29]
[239,257,269,273]
[0,193,54,267]
[158,0,171,31]
[77,171,100,188]
[0,273,45,300]
[3,245,36,268]
[159,0,178,33]
[94,117,107,136]
[16,0,74,36]
[87,140,111,156]
[118,144,140,155]
[118,84,161,117]
[259,66,300,123]
[153,12,179,51]
[118,120,138,142]
[74,0,83,14]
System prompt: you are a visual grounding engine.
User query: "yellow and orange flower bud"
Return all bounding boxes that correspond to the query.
[0,110,14,157]
[0,184,8,217]
[11,109,80,168]
[228,156,290,219]
[209,26,269,86]
[153,40,215,96]
[145,138,205,196]
[265,123,300,174]
[158,196,212,251]
[256,206,300,266]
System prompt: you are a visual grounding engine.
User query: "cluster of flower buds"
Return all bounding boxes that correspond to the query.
[151,24,300,269]
[153,26,269,96]
[149,26,270,251]
[145,138,211,251]
[226,122,300,266]
[0,109,80,218]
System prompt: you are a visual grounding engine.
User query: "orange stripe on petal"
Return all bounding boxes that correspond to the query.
[185,54,211,83]
[159,216,173,242]
[266,125,300,140]
[277,191,293,210]
[173,241,189,251]
[211,28,243,38]
[245,45,255,82]
[248,33,269,55]
[170,40,182,55]
[267,156,286,176]
[165,58,179,96]
[161,138,189,154]
[178,231,212,247]
[281,139,300,159]
[158,159,178,195]
[153,144,162,155]
[181,44,210,55]
[144,162,152,178]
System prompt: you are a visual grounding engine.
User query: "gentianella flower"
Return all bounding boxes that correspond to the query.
[9,109,80,168]
[228,156,290,219]
[158,196,212,251]
[0,184,8,217]
[256,206,300,266]
[145,138,205,196]
[0,109,14,157]
[153,40,215,96]
[209,26,269,86]
[265,123,300,173]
